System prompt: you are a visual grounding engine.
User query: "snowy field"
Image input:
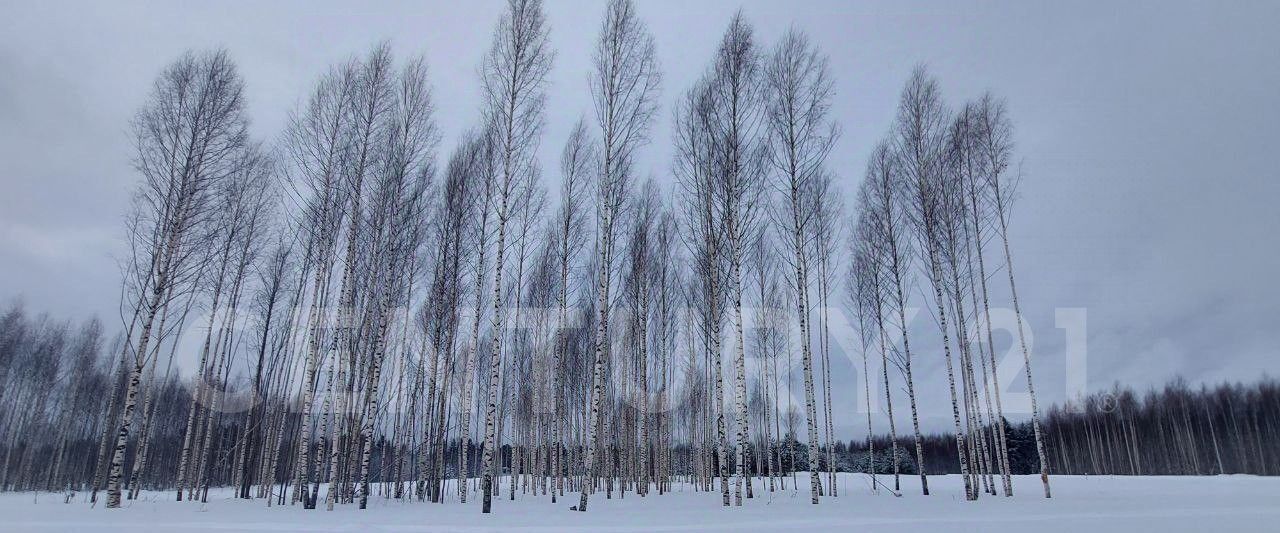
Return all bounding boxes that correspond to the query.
[3,474,1278,532]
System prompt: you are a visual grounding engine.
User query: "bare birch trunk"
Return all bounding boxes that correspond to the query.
[480,208,509,514]
[928,251,975,500]
[1001,220,1051,498]
[730,255,751,506]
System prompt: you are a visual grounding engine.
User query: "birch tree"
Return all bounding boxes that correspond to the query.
[284,58,356,508]
[579,0,660,513]
[810,170,841,496]
[974,94,1052,498]
[705,12,766,505]
[954,101,1012,496]
[674,80,730,507]
[106,50,252,508]
[894,65,976,501]
[354,54,438,509]
[419,128,483,503]
[848,217,878,490]
[477,0,554,514]
[856,143,911,492]
[324,45,395,511]
[457,126,498,505]
[549,119,593,503]
[763,28,837,504]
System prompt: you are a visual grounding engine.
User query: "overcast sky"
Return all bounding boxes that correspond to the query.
[2,0,1278,434]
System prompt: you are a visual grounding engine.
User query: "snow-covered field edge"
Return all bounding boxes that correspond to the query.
[3,474,1278,532]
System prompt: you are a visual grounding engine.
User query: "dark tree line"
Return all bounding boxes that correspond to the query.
[831,377,1280,478]
[1042,378,1280,476]
[720,377,1280,480]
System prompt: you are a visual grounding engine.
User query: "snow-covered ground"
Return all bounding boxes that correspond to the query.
[3,474,1277,532]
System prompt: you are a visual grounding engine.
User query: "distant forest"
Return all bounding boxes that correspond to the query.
[838,378,1280,478]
